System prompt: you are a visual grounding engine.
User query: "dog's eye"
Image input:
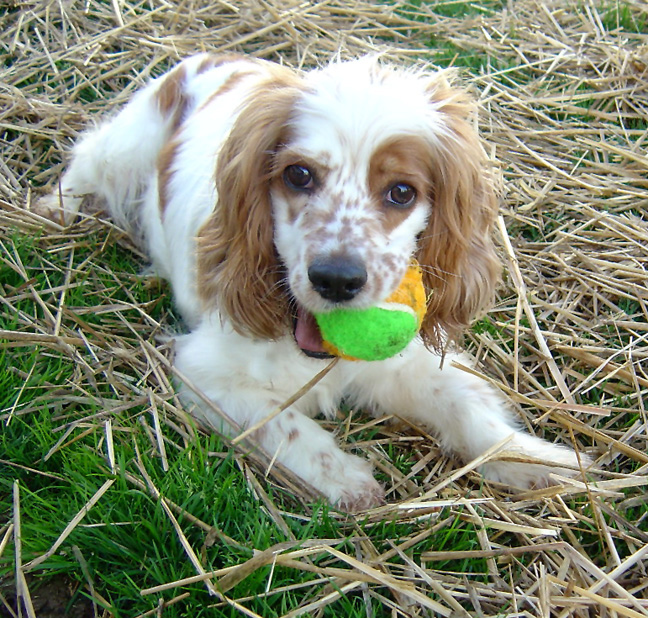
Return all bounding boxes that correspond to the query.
[284,165,314,191]
[386,183,417,208]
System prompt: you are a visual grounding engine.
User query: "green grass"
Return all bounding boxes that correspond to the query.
[3,0,648,615]
[398,0,506,22]
[600,0,648,33]
[1,395,459,616]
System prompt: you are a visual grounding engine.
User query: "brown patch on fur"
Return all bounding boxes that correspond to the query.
[196,52,249,74]
[318,452,333,473]
[305,206,337,229]
[382,253,398,272]
[368,136,432,233]
[157,138,180,215]
[198,70,257,113]
[157,67,256,217]
[158,58,268,216]
[415,75,501,351]
[287,428,300,442]
[196,67,305,340]
[155,65,188,130]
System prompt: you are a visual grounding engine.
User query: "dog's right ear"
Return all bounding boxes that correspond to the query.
[196,67,304,340]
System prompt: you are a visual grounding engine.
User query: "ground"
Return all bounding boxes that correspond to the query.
[1,0,647,616]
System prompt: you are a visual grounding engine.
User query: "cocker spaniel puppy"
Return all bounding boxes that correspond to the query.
[41,54,584,511]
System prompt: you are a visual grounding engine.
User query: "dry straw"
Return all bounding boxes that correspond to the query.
[1,0,647,616]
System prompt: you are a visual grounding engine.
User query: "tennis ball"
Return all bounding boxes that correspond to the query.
[314,262,427,361]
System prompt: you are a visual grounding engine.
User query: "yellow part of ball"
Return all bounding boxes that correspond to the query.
[384,261,427,327]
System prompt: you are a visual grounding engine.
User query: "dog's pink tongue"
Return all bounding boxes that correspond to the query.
[295,307,326,354]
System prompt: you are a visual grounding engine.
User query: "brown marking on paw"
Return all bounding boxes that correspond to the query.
[338,482,385,513]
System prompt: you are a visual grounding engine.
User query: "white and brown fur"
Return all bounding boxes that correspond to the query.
[39,54,587,511]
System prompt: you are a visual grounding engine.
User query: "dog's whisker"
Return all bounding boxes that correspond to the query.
[416,230,447,243]
[418,263,457,281]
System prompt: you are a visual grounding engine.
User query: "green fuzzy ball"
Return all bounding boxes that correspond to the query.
[315,306,419,361]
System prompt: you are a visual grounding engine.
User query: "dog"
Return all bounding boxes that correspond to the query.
[39,54,585,511]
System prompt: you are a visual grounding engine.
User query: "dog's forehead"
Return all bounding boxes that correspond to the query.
[287,64,447,167]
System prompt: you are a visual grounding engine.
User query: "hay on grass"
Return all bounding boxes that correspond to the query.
[1,0,647,616]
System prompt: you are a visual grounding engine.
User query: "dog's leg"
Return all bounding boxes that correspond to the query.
[174,326,384,512]
[347,340,588,489]
[247,409,385,512]
[38,92,163,223]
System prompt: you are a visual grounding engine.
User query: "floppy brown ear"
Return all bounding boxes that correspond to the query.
[196,71,302,340]
[416,76,500,350]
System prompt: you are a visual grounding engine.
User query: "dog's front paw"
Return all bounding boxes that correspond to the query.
[337,478,385,513]
[32,193,64,222]
[316,451,384,513]
[32,192,83,226]
[481,434,591,489]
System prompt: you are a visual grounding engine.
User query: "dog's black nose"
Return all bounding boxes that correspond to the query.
[308,255,367,302]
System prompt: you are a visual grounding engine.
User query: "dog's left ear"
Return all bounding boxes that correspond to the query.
[196,68,303,340]
[416,73,501,350]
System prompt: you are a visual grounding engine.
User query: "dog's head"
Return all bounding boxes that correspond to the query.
[197,57,500,353]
